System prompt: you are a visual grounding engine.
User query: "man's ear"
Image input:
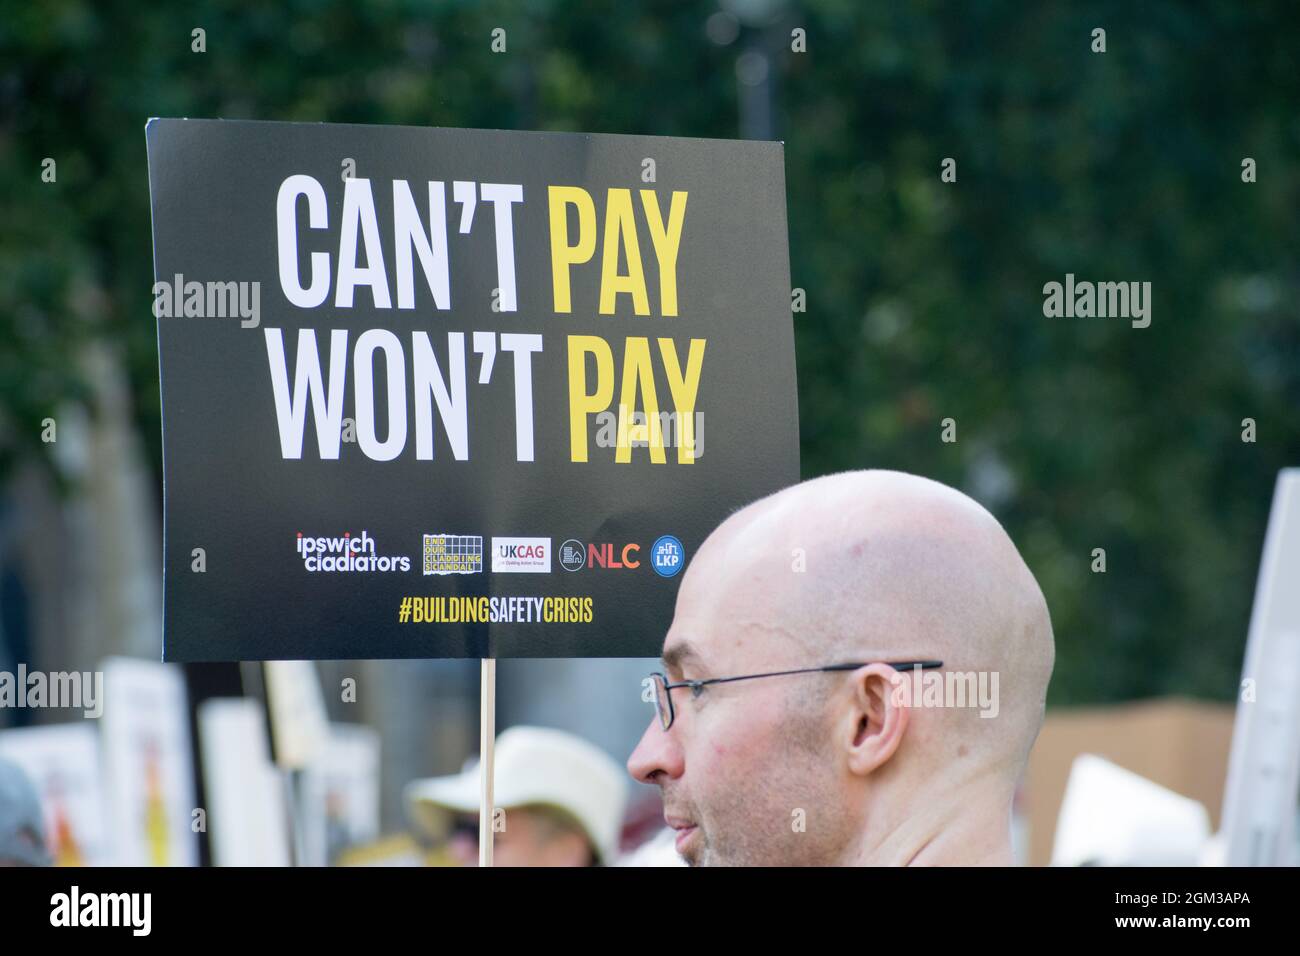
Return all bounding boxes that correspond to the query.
[841,663,909,776]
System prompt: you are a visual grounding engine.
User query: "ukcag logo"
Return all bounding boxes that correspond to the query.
[491,537,551,573]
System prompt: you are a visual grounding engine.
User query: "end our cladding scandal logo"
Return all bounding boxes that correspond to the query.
[296,529,411,572]
[423,533,484,575]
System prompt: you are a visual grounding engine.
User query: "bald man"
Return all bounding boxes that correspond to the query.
[627,469,1054,866]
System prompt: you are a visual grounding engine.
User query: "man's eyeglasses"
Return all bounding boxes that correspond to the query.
[646,660,943,731]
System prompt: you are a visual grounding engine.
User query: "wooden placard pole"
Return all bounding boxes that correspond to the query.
[479,657,496,867]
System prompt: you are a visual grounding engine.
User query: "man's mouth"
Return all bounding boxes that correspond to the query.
[665,815,699,853]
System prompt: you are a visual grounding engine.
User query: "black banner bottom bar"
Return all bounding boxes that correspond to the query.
[0,865,1283,941]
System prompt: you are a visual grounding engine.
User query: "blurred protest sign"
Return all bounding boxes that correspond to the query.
[0,724,112,865]
[299,723,381,866]
[100,657,199,866]
[197,698,291,866]
[263,660,330,769]
[1221,468,1300,866]
[145,119,799,662]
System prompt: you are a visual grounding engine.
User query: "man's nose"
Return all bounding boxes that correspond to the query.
[627,715,684,784]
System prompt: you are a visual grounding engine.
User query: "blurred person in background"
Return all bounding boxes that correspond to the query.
[406,725,628,867]
[628,470,1055,866]
[0,756,50,866]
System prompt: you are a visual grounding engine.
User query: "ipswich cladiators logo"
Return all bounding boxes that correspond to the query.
[296,530,411,572]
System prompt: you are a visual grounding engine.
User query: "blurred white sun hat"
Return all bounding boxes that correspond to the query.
[405,725,629,863]
[1051,753,1211,866]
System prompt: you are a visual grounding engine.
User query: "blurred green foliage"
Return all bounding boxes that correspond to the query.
[1,1,1297,703]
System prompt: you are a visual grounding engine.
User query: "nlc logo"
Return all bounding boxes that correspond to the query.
[587,542,640,569]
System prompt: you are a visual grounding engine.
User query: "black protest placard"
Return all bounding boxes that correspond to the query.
[145,118,799,661]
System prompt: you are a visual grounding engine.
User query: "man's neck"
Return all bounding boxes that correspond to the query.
[902,821,1015,866]
[842,786,1017,866]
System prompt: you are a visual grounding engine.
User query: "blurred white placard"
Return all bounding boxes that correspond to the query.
[299,723,381,866]
[100,656,198,866]
[0,723,113,866]
[1221,468,1300,866]
[263,661,330,770]
[197,698,290,866]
